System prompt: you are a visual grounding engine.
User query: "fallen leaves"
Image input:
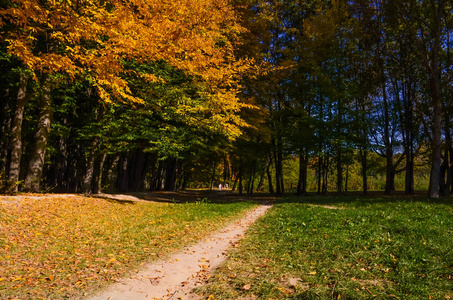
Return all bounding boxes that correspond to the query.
[0,195,253,299]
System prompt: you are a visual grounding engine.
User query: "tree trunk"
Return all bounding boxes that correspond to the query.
[345,164,349,193]
[153,160,164,191]
[8,74,29,192]
[164,157,178,191]
[118,153,129,192]
[209,160,216,192]
[24,75,52,192]
[402,78,415,195]
[336,150,342,195]
[81,138,99,194]
[428,68,442,198]
[322,154,328,195]
[361,148,368,195]
[96,152,107,193]
[273,140,281,195]
[248,162,256,195]
[129,151,146,192]
[383,79,395,195]
[223,154,230,182]
[238,163,243,195]
[278,137,284,194]
[266,154,274,194]
[297,152,307,195]
[106,155,120,192]
[256,164,266,192]
[0,89,12,179]
[232,171,239,192]
[425,1,444,198]
[317,155,322,195]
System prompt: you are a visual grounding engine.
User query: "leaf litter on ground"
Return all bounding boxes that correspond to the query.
[0,194,255,299]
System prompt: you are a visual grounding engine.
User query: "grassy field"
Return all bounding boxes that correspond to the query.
[199,196,453,299]
[0,195,255,299]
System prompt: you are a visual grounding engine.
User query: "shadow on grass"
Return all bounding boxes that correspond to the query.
[95,190,276,205]
[102,198,136,205]
[91,189,452,207]
[278,191,453,207]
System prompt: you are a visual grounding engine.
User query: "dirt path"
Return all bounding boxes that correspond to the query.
[87,204,272,300]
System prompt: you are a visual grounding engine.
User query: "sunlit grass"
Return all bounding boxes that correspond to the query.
[199,196,453,299]
[0,195,255,299]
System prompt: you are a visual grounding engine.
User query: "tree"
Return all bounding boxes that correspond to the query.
[1,0,254,192]
[391,0,451,197]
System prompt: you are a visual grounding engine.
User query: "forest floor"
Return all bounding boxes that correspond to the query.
[87,199,272,300]
[0,190,274,300]
[86,190,274,300]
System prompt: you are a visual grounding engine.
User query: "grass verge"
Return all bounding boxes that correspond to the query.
[198,196,453,299]
[0,195,255,299]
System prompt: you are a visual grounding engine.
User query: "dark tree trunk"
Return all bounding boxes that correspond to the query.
[361,148,368,195]
[148,154,159,191]
[383,80,395,195]
[53,136,68,192]
[106,155,120,192]
[24,75,53,192]
[129,151,147,191]
[278,137,284,194]
[248,161,256,195]
[232,171,239,192]
[425,1,444,198]
[266,154,274,194]
[336,149,342,195]
[402,78,415,195]
[96,152,107,193]
[81,138,99,194]
[223,154,230,182]
[317,155,322,195]
[0,88,12,178]
[153,160,164,191]
[297,152,307,196]
[118,153,129,191]
[440,147,449,196]
[345,164,349,193]
[164,157,178,191]
[322,155,328,195]
[256,165,266,192]
[209,160,216,192]
[8,74,30,192]
[238,163,243,195]
[273,140,281,195]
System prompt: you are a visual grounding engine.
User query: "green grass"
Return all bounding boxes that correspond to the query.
[199,196,453,299]
[0,195,256,299]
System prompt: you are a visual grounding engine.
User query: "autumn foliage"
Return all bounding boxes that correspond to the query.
[0,0,253,126]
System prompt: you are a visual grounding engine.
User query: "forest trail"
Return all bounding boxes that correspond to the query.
[87,203,272,300]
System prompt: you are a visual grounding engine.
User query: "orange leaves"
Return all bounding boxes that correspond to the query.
[1,0,258,139]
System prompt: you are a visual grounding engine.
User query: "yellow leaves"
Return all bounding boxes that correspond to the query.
[2,0,256,137]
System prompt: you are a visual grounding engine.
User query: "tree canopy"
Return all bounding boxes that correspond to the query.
[1,0,452,197]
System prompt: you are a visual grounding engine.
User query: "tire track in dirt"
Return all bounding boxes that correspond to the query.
[87,204,272,300]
